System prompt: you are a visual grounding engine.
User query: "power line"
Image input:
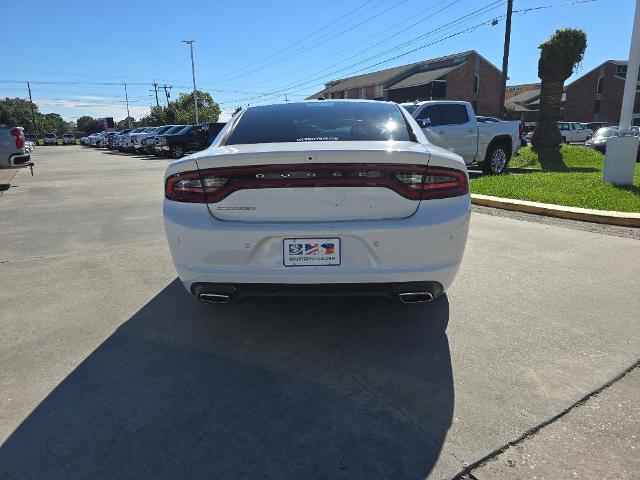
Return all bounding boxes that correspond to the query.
[218,0,506,106]
[259,0,464,87]
[209,0,414,85]
[206,0,383,83]
[218,0,599,107]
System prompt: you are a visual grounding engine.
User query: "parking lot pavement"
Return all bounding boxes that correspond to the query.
[1,146,639,479]
[469,365,640,479]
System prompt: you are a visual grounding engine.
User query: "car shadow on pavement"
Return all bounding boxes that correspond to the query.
[0,279,454,480]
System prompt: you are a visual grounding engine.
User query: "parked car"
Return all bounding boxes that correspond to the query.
[0,127,32,169]
[119,127,147,152]
[557,122,593,143]
[43,133,57,145]
[140,125,176,154]
[153,125,186,156]
[584,126,640,154]
[108,129,131,149]
[156,122,225,158]
[131,127,160,153]
[62,133,76,145]
[163,100,470,303]
[402,101,521,174]
[25,134,38,144]
[585,122,610,132]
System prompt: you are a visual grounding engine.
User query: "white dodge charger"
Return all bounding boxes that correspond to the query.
[163,100,470,304]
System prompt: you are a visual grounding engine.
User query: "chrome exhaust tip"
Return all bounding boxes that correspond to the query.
[398,292,434,304]
[198,293,231,304]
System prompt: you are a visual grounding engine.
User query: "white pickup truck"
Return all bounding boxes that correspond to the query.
[0,126,32,169]
[402,101,521,174]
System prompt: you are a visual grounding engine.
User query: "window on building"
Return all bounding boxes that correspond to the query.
[473,74,480,94]
[594,100,601,114]
[616,65,628,78]
[373,84,383,99]
[431,80,447,98]
[358,87,366,99]
[440,104,469,125]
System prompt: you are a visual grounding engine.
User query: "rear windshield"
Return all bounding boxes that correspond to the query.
[227,101,412,145]
[45,134,56,138]
[594,127,617,138]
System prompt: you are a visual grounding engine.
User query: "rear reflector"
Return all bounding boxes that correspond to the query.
[165,163,468,203]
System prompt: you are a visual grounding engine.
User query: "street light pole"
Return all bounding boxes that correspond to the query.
[603,0,640,185]
[182,40,199,124]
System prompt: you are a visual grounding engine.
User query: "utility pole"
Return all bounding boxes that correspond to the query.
[182,40,199,124]
[161,84,172,105]
[498,0,513,119]
[603,0,640,185]
[150,81,160,107]
[26,81,38,134]
[124,83,132,129]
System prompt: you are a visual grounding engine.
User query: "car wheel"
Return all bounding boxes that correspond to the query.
[170,144,184,158]
[562,136,568,144]
[482,144,509,174]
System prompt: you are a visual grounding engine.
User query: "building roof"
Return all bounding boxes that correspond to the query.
[507,88,541,105]
[505,102,531,112]
[387,65,461,90]
[528,92,566,106]
[307,50,500,99]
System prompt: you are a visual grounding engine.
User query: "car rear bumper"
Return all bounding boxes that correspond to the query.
[191,281,445,303]
[164,195,470,296]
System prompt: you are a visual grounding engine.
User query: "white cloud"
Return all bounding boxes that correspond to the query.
[35,98,150,121]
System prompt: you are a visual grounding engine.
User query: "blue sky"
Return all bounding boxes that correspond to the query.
[2,0,634,122]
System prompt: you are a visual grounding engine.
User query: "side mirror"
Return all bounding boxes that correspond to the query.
[417,117,432,129]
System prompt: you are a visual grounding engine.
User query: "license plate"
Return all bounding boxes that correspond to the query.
[283,238,341,267]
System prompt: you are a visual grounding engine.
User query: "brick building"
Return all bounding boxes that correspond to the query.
[564,60,640,125]
[307,51,503,117]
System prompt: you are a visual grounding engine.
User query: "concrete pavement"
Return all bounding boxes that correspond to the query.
[469,365,640,479]
[1,146,639,479]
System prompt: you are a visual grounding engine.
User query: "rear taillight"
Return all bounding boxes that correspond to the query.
[165,164,468,203]
[10,129,24,149]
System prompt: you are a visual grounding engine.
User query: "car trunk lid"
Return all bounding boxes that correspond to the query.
[193,141,431,222]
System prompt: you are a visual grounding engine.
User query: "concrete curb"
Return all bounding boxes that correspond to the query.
[471,194,640,227]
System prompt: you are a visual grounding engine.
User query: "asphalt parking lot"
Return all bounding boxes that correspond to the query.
[1,146,639,479]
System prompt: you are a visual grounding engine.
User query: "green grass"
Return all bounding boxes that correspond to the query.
[470,145,640,212]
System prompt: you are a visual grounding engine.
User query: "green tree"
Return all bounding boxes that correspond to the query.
[115,117,137,130]
[0,97,39,133]
[139,105,168,127]
[76,115,102,134]
[531,29,587,149]
[40,113,66,136]
[172,90,221,124]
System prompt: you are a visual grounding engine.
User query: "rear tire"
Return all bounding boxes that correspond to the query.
[482,143,509,174]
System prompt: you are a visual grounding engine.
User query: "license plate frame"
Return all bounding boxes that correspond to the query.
[283,238,341,267]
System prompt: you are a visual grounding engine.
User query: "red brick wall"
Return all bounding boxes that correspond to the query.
[445,52,502,117]
[366,86,374,99]
[565,62,629,124]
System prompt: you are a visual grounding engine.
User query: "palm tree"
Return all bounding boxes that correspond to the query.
[531,29,587,149]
